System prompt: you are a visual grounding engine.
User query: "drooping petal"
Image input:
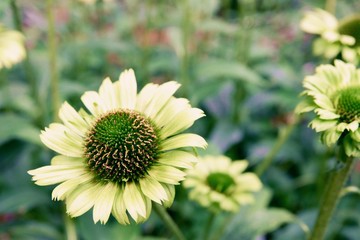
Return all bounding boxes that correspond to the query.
[123,182,146,221]
[93,182,117,224]
[52,173,93,201]
[162,183,175,208]
[139,177,168,204]
[66,183,102,217]
[112,188,130,225]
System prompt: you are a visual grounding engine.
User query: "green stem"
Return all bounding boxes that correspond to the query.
[10,0,44,126]
[64,211,77,240]
[210,214,234,240]
[153,204,186,240]
[325,0,337,14]
[308,155,355,240]
[47,0,60,121]
[180,0,191,98]
[203,212,215,240]
[255,115,298,177]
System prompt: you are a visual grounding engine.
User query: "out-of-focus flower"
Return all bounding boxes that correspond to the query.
[0,25,26,69]
[300,9,360,64]
[296,60,360,157]
[183,155,262,212]
[28,69,207,224]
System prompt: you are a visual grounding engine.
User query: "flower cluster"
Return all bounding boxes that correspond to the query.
[0,25,26,69]
[296,60,360,157]
[183,155,262,212]
[300,9,360,64]
[28,69,207,224]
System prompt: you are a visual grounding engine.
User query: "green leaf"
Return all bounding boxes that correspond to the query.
[0,114,41,146]
[194,58,265,86]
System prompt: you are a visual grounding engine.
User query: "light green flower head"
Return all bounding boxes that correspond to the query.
[296,60,360,157]
[0,25,26,69]
[183,155,262,212]
[300,9,360,64]
[28,69,207,225]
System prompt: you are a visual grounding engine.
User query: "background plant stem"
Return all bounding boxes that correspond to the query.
[255,115,298,177]
[153,204,186,240]
[203,211,215,240]
[10,0,44,126]
[47,0,60,122]
[308,154,355,240]
[64,210,77,240]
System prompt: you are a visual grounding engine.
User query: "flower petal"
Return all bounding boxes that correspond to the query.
[40,123,84,157]
[135,83,159,113]
[157,150,198,169]
[28,165,86,186]
[123,182,146,221]
[139,177,168,204]
[81,91,105,116]
[118,69,137,109]
[112,188,130,225]
[160,133,207,151]
[148,165,186,184]
[153,97,190,128]
[58,102,90,137]
[52,173,93,201]
[160,108,205,138]
[98,77,118,111]
[66,183,102,217]
[93,182,117,224]
[143,81,181,118]
[162,183,175,208]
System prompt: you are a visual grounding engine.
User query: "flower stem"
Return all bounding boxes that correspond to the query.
[46,0,60,121]
[203,212,215,240]
[64,210,77,240]
[308,155,355,240]
[153,204,186,240]
[179,0,191,98]
[325,0,337,14]
[255,115,298,177]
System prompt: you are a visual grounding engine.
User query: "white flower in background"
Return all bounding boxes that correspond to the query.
[0,25,26,69]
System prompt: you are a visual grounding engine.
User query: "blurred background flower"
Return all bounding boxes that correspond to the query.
[0,25,25,69]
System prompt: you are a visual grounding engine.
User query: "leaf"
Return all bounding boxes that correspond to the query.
[0,114,41,146]
[194,58,265,86]
[7,221,62,240]
[0,188,49,214]
[222,188,309,239]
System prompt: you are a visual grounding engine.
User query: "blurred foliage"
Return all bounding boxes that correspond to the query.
[0,0,360,239]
